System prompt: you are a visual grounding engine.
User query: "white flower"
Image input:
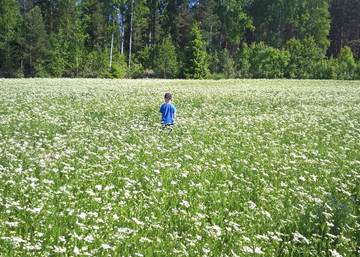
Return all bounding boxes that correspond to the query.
[242,246,264,255]
[139,237,152,243]
[180,200,190,208]
[5,221,18,228]
[101,243,112,250]
[248,201,256,209]
[84,234,94,243]
[74,246,81,255]
[53,245,66,254]
[330,249,342,257]
[132,217,145,226]
[207,224,222,238]
[293,231,310,244]
[202,247,210,254]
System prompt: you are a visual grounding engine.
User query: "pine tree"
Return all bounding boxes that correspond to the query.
[184,22,209,79]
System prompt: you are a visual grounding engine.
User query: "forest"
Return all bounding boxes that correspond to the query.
[0,0,359,79]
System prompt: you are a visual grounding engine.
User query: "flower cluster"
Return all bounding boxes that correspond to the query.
[0,79,359,256]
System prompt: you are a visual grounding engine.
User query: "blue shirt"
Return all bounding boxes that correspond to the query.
[160,103,176,124]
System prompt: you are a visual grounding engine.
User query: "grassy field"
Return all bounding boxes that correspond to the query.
[0,79,359,256]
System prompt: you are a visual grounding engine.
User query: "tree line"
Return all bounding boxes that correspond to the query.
[0,0,359,79]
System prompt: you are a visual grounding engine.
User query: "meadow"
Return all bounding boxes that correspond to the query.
[0,79,359,257]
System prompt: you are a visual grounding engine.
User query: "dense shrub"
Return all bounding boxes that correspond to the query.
[219,49,236,78]
[336,46,357,80]
[249,42,290,79]
[285,37,324,79]
[235,43,252,78]
[103,52,127,79]
[233,40,359,80]
[208,51,220,74]
[153,37,179,78]
[356,63,360,80]
[128,61,145,78]
[313,58,338,79]
[136,46,152,71]
[81,50,107,78]
[184,22,209,79]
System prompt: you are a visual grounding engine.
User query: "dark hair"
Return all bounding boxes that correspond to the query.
[164,92,172,100]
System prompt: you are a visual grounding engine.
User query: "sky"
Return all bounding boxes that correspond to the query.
[189,0,199,8]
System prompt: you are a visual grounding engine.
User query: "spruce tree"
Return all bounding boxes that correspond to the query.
[184,22,209,79]
[22,6,49,77]
[154,36,178,78]
[0,0,22,77]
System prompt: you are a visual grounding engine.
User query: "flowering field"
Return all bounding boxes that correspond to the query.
[0,79,359,257]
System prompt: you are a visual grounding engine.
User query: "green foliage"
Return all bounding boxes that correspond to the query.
[299,0,331,51]
[285,37,324,79]
[235,42,305,79]
[219,49,236,78]
[82,50,108,78]
[312,58,338,80]
[48,22,86,78]
[153,36,179,78]
[22,6,50,77]
[217,0,254,48]
[208,51,221,74]
[136,45,152,71]
[48,34,66,77]
[132,0,151,52]
[184,22,209,79]
[356,63,360,80]
[235,43,252,78]
[336,46,357,80]
[194,0,220,51]
[249,42,290,78]
[250,0,331,51]
[329,0,360,58]
[110,52,128,78]
[0,0,22,77]
[81,0,108,49]
[102,52,128,78]
[1,79,360,256]
[0,0,358,79]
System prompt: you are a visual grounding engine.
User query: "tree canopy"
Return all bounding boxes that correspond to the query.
[0,0,359,79]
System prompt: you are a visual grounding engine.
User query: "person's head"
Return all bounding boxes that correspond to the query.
[164,92,172,103]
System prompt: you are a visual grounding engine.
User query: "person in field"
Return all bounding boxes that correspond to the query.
[160,92,176,128]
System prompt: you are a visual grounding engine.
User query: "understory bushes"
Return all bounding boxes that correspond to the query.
[229,38,360,80]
